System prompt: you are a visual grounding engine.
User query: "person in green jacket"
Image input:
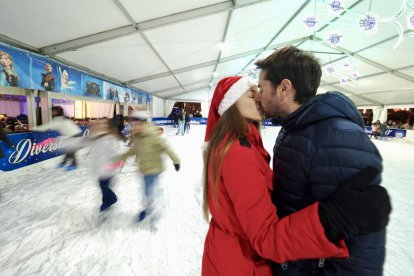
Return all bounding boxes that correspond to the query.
[118,111,180,223]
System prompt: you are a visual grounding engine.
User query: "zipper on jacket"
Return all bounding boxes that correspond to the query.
[318,258,325,268]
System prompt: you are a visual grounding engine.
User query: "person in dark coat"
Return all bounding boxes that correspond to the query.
[202,76,390,276]
[0,125,12,158]
[255,45,390,275]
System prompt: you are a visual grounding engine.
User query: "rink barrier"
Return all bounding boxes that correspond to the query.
[0,126,89,172]
[151,117,276,126]
[364,126,407,138]
[152,117,207,125]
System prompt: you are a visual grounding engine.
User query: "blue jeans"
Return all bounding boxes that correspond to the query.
[143,174,159,208]
[176,120,185,135]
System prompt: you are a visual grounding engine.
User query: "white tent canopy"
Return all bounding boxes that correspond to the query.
[1,0,413,109]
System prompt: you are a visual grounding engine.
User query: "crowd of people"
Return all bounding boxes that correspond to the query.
[0,113,29,132]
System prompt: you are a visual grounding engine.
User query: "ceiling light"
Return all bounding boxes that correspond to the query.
[407,12,414,29]
[217,42,230,52]
[328,0,345,15]
[303,16,317,30]
[359,12,379,34]
[326,32,342,47]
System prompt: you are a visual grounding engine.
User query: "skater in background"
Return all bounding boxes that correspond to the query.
[0,124,12,158]
[184,111,191,134]
[121,116,133,145]
[117,111,181,223]
[63,118,124,211]
[33,106,81,170]
[89,118,124,211]
[176,110,185,135]
[113,114,124,138]
[202,76,391,275]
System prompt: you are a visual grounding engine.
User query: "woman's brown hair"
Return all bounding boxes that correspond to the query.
[202,104,258,221]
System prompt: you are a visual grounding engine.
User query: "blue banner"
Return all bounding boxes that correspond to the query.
[151,118,277,126]
[0,127,89,172]
[103,81,123,102]
[0,42,152,106]
[152,117,174,126]
[365,126,407,138]
[82,75,103,98]
[152,117,208,125]
[57,64,82,95]
[31,56,59,92]
[0,44,31,89]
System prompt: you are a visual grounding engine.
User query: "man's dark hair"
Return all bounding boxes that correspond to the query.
[255,45,322,104]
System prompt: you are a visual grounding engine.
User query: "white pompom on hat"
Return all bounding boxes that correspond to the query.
[204,76,258,142]
[130,111,151,121]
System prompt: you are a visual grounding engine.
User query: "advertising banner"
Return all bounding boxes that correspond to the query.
[364,126,407,138]
[0,127,89,172]
[151,117,207,126]
[31,56,59,92]
[0,42,151,105]
[103,81,122,102]
[57,64,82,95]
[0,44,31,89]
[82,75,103,98]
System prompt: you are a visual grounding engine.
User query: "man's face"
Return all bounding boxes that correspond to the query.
[45,64,52,72]
[256,70,284,119]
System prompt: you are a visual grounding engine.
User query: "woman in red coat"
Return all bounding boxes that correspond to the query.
[202,76,390,275]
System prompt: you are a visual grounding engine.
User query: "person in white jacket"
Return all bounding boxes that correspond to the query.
[64,118,124,211]
[33,106,82,170]
[87,119,123,211]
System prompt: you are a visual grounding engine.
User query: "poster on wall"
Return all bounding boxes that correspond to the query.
[0,42,152,106]
[0,44,31,89]
[81,74,103,98]
[130,90,139,104]
[103,82,122,101]
[143,93,151,105]
[31,56,59,92]
[122,87,131,103]
[57,64,81,95]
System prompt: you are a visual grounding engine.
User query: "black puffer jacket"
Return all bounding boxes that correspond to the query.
[271,92,385,275]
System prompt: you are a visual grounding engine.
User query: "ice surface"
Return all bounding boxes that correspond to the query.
[0,125,412,275]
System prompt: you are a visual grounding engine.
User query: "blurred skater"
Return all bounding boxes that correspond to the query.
[33,106,81,170]
[118,111,180,225]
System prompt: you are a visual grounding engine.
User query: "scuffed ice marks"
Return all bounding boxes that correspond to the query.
[1,126,412,275]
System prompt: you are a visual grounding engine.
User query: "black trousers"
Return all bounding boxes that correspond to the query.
[99,177,117,206]
[62,152,77,166]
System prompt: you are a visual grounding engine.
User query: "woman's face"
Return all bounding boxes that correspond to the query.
[236,88,263,122]
[0,54,12,67]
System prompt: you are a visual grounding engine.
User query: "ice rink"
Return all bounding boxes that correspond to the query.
[0,125,413,276]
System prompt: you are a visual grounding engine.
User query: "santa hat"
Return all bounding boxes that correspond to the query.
[204,76,258,142]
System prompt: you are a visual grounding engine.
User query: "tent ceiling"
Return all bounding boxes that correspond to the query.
[1,0,413,106]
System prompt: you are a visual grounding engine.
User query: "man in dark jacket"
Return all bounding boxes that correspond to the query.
[255,46,387,275]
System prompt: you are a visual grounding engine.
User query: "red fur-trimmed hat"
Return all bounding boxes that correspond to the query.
[204,76,258,142]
